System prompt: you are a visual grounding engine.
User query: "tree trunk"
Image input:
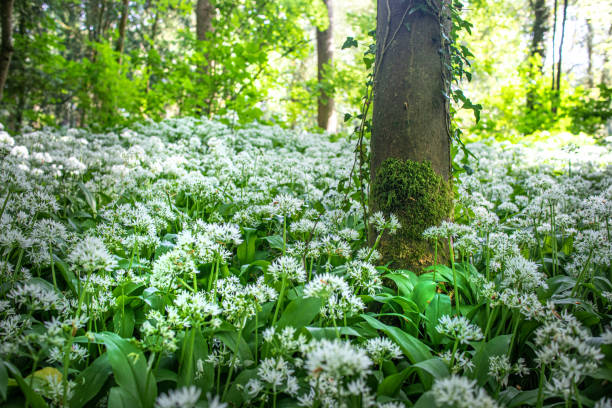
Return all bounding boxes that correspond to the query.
[0,0,15,101]
[316,0,336,132]
[552,0,567,114]
[370,0,453,270]
[116,0,129,61]
[586,19,593,88]
[196,0,214,42]
[602,25,612,85]
[551,0,557,91]
[526,0,548,110]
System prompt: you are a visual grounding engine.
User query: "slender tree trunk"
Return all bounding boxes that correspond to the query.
[316,0,336,132]
[602,25,612,85]
[551,0,558,91]
[196,0,214,116]
[0,0,15,101]
[196,0,214,42]
[585,19,593,88]
[552,0,567,113]
[370,0,453,269]
[116,0,129,62]
[526,0,548,110]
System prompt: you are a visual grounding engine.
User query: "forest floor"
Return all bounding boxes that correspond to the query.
[1,118,611,408]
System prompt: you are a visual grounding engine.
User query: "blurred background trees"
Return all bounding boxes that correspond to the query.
[0,0,610,139]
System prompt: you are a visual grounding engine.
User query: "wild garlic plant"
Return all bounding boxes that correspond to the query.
[1,120,611,408]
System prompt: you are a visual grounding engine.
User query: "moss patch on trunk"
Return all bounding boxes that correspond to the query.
[371,158,453,268]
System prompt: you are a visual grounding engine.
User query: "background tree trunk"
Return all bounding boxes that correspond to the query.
[586,18,593,88]
[0,0,15,101]
[526,0,548,110]
[552,0,568,113]
[370,0,453,270]
[316,0,336,132]
[116,0,129,61]
[550,0,558,92]
[196,0,214,42]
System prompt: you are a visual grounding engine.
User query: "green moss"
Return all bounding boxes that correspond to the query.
[372,158,453,269]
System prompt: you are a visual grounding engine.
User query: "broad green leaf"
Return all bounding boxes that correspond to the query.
[470,335,511,386]
[4,362,48,408]
[413,358,449,389]
[93,332,157,408]
[412,281,437,312]
[276,297,322,329]
[385,270,419,296]
[412,391,438,408]
[361,314,431,363]
[178,328,213,392]
[0,359,7,401]
[425,294,452,345]
[108,386,139,408]
[113,308,135,338]
[70,354,112,408]
[264,235,284,250]
[306,326,361,339]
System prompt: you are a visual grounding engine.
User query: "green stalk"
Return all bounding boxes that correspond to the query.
[365,230,384,262]
[449,339,459,369]
[49,246,57,289]
[449,236,460,315]
[0,190,12,219]
[536,364,546,408]
[282,217,287,256]
[483,306,498,341]
[507,312,521,358]
[271,275,287,327]
[570,249,593,298]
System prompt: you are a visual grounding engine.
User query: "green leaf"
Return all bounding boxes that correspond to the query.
[78,181,97,216]
[178,328,213,392]
[470,335,511,386]
[237,228,258,264]
[306,326,361,339]
[0,359,7,401]
[53,256,78,296]
[413,358,449,389]
[385,270,419,296]
[413,391,438,408]
[361,314,431,363]
[4,362,48,408]
[411,281,437,312]
[108,387,139,408]
[377,358,448,397]
[93,332,157,408]
[70,354,112,408]
[276,297,322,329]
[425,294,452,345]
[341,36,358,49]
[113,308,135,338]
[264,235,284,250]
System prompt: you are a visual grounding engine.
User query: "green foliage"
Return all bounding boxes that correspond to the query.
[565,84,612,137]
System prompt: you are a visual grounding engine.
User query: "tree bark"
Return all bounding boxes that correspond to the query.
[585,18,593,88]
[316,0,336,132]
[116,0,129,61]
[526,0,548,110]
[370,0,453,269]
[551,0,558,91]
[552,0,567,113]
[0,0,15,101]
[196,0,214,42]
[602,25,612,85]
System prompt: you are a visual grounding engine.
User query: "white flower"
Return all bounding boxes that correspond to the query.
[268,256,306,283]
[436,315,483,344]
[432,375,500,408]
[155,386,201,408]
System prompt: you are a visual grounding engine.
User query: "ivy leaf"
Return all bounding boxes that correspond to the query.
[341,37,358,49]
